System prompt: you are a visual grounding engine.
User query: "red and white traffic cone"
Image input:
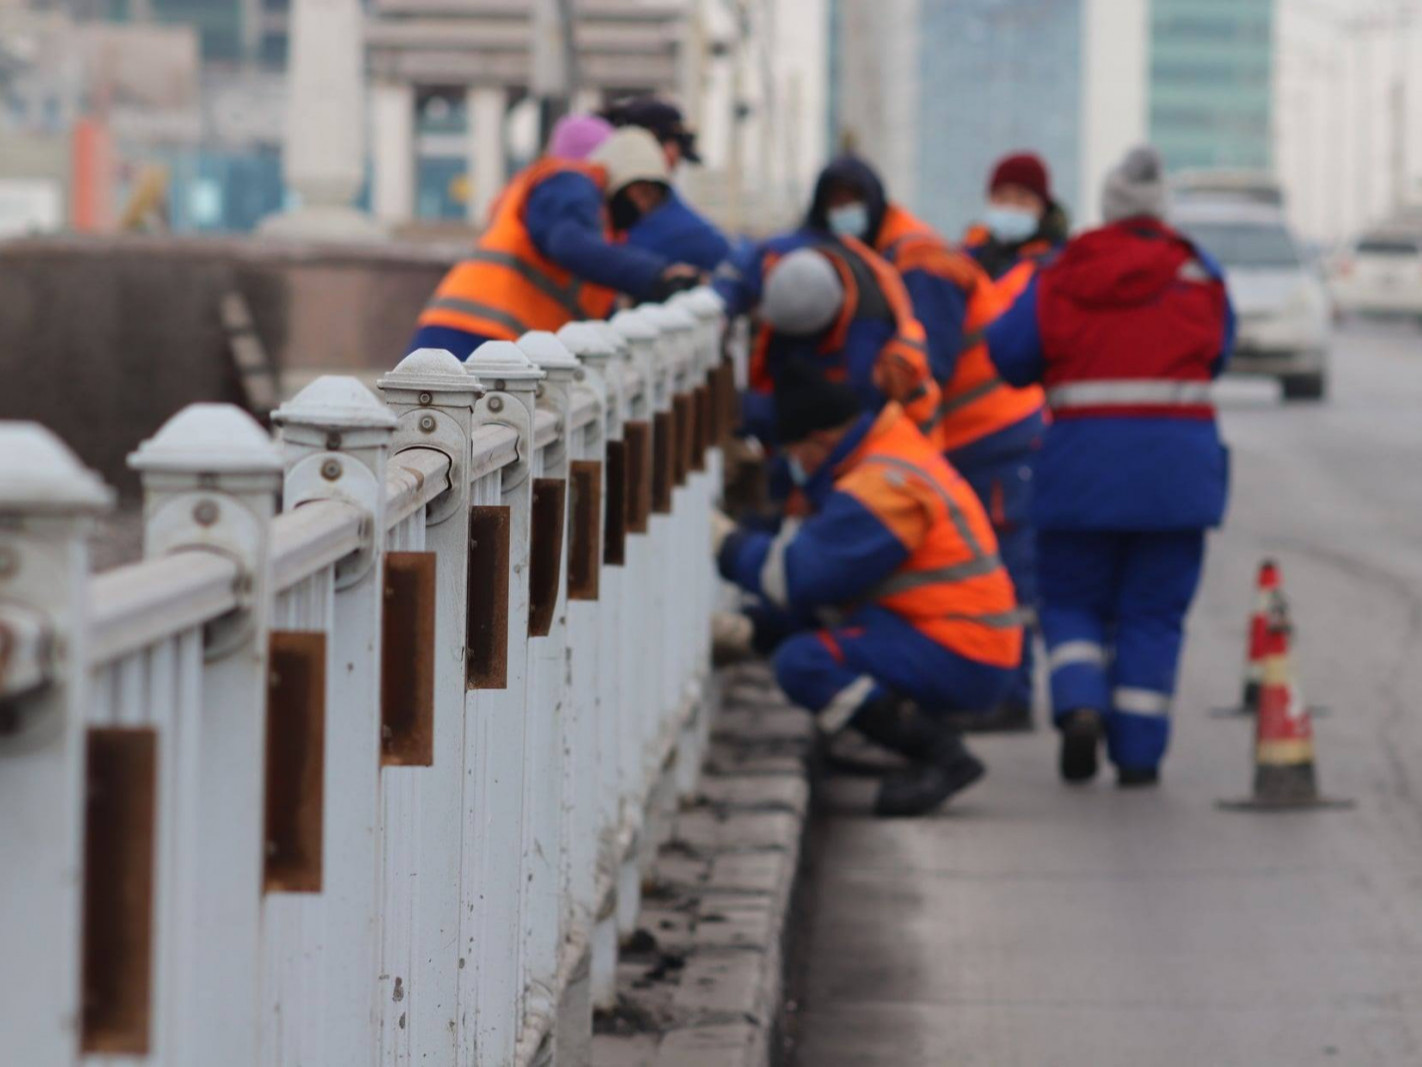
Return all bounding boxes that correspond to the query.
[1214,559,1281,717]
[1219,592,1351,811]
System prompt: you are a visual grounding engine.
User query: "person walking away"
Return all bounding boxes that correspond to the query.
[713,359,1021,815]
[986,146,1234,787]
[601,97,732,272]
[807,155,1046,731]
[964,152,1070,301]
[410,127,702,361]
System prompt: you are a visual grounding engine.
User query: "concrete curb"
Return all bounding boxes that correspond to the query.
[592,662,813,1067]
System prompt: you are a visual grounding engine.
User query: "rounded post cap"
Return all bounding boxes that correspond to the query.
[379,347,484,395]
[671,286,726,320]
[129,403,284,476]
[273,375,397,432]
[641,303,697,332]
[467,340,546,385]
[0,422,114,513]
[517,330,581,372]
[556,321,623,361]
[610,308,660,342]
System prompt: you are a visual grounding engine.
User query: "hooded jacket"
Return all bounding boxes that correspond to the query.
[986,217,1235,531]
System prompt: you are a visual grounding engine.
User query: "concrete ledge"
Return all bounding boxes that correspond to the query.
[592,661,813,1067]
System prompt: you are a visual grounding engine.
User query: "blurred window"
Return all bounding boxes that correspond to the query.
[1356,236,1422,258]
[1185,222,1300,269]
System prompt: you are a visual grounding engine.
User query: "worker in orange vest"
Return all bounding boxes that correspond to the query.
[411,127,702,361]
[714,359,1021,816]
[963,152,1070,300]
[805,155,1046,731]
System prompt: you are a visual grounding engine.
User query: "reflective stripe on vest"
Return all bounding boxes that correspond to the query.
[1048,380,1214,410]
[426,296,532,340]
[463,249,585,319]
[858,454,990,560]
[868,552,1005,598]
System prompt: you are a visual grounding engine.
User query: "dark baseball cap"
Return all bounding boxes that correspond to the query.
[602,97,701,163]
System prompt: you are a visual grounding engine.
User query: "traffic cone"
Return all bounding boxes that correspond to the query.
[1213,559,1281,717]
[1218,593,1352,811]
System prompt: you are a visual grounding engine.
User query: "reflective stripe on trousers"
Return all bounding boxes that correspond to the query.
[1114,686,1171,717]
[1048,380,1213,409]
[817,674,877,734]
[1049,639,1108,671]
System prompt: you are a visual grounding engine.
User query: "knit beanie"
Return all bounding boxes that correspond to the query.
[547,114,614,160]
[773,358,863,444]
[989,152,1052,203]
[590,127,671,194]
[761,249,845,337]
[1102,145,1168,223]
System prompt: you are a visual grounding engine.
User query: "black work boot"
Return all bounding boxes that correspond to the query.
[1058,709,1103,784]
[849,695,987,817]
[960,699,1034,734]
[1117,767,1160,789]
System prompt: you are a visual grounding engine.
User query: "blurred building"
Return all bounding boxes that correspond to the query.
[834,0,1148,235]
[1150,0,1274,172]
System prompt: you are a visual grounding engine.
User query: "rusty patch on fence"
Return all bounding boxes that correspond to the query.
[603,440,628,565]
[468,506,511,689]
[568,460,603,601]
[691,385,710,472]
[81,727,157,1054]
[624,421,653,533]
[652,412,674,514]
[264,630,327,893]
[529,477,567,637]
[672,395,692,486]
[382,552,436,766]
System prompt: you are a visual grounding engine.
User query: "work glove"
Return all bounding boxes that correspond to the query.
[710,508,737,555]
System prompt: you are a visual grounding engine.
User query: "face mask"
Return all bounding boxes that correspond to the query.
[827,202,870,239]
[984,205,1038,244]
[786,455,810,487]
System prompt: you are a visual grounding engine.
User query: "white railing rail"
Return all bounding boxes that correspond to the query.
[0,289,730,1067]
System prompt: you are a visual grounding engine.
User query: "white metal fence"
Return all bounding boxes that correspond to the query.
[0,290,731,1066]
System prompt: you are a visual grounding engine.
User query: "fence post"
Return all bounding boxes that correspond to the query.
[267,376,397,1065]
[464,340,545,1063]
[0,425,112,1063]
[128,403,284,1066]
[374,347,482,1065]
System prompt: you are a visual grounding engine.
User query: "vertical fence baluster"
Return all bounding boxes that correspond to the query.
[129,404,284,1065]
[375,349,480,1065]
[266,376,396,1066]
[463,341,543,1063]
[0,426,112,1064]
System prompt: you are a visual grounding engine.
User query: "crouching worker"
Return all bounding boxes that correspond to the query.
[714,360,1023,816]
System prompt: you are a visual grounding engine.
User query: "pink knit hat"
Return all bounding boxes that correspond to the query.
[547,115,615,160]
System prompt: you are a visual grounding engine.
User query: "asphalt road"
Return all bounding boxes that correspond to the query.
[792,322,1422,1066]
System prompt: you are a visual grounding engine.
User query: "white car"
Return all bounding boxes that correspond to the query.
[1330,230,1422,320]
[1175,203,1332,401]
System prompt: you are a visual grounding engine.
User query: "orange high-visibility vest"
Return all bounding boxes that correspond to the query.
[418,158,618,342]
[879,205,1044,454]
[834,404,1023,668]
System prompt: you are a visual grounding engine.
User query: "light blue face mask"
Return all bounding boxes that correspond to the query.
[786,455,810,487]
[984,205,1039,244]
[827,202,871,239]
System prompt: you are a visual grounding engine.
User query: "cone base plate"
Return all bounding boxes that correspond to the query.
[1216,796,1354,812]
[1209,704,1330,719]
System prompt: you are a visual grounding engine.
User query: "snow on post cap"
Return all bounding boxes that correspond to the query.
[556,321,621,361]
[517,330,581,373]
[0,422,114,513]
[610,308,660,342]
[272,375,398,432]
[467,340,546,386]
[672,287,726,321]
[379,348,484,395]
[129,403,284,476]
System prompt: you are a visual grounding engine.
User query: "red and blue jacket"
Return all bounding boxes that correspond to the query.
[986,217,1235,531]
[717,404,1023,668]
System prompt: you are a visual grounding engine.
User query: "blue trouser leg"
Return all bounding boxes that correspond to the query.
[1106,530,1206,772]
[772,606,1012,731]
[408,324,497,362]
[960,451,1038,709]
[1037,530,1120,725]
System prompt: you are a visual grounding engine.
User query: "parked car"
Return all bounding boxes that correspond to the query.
[1175,202,1331,401]
[1330,229,1422,321]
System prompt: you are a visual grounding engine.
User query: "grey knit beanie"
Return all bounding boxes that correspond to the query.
[762,249,845,337]
[1102,145,1167,223]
